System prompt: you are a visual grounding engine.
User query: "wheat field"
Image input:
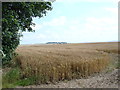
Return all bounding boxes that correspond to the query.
[14,42,118,84]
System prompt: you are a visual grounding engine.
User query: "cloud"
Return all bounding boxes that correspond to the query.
[31,16,67,31]
[21,16,117,44]
[56,0,119,3]
[36,34,47,39]
[82,17,117,40]
[59,16,118,42]
[85,17,117,30]
[105,7,118,14]
[21,5,118,44]
[43,16,67,26]
[83,17,117,41]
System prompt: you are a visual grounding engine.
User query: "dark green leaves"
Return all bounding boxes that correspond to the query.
[2,2,52,66]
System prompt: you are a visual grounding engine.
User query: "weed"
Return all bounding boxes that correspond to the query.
[2,68,20,88]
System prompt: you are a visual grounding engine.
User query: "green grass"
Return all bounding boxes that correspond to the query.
[117,61,120,69]
[2,67,20,88]
[15,76,38,86]
[2,67,39,88]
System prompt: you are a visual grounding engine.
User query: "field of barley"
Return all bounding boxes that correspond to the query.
[12,42,119,85]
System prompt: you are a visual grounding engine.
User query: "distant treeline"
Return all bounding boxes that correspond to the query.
[46,42,67,44]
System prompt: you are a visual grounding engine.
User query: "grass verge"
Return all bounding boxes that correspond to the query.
[2,67,39,88]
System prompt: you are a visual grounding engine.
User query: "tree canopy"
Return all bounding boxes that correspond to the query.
[2,2,52,65]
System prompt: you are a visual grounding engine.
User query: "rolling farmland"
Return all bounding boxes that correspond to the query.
[13,42,118,87]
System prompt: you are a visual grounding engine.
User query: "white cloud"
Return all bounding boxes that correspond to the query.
[83,17,117,40]
[85,17,117,30]
[105,7,118,14]
[43,16,67,26]
[21,15,118,44]
[56,0,119,3]
[36,34,47,39]
[59,16,118,42]
[31,16,67,31]
[21,12,118,44]
[89,17,116,24]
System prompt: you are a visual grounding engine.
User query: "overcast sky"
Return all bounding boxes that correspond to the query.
[20,0,118,44]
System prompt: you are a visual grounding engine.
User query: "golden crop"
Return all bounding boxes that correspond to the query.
[14,42,118,84]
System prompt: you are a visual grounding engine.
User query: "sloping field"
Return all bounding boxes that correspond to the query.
[14,42,118,84]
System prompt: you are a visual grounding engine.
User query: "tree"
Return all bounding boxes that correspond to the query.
[2,2,52,65]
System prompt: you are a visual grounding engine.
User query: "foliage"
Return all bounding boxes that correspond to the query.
[2,68,20,88]
[2,2,52,65]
